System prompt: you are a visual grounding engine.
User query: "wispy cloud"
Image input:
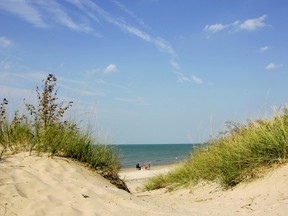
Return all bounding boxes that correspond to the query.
[112,0,146,28]
[0,72,41,100]
[152,37,176,57]
[0,0,92,32]
[0,71,46,84]
[0,0,188,84]
[0,60,13,70]
[56,75,105,97]
[265,63,282,70]
[0,84,33,99]
[85,64,118,77]
[170,59,181,71]
[259,46,270,53]
[67,0,185,82]
[66,0,177,57]
[0,37,13,48]
[0,0,48,28]
[116,96,149,106]
[204,15,269,34]
[177,73,203,85]
[60,83,104,97]
[172,58,204,85]
[204,23,226,33]
[35,0,91,32]
[0,71,102,98]
[191,75,203,84]
[103,64,118,74]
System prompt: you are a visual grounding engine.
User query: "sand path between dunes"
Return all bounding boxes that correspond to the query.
[1,153,288,216]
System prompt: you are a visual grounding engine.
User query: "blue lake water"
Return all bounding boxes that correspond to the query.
[113,144,204,168]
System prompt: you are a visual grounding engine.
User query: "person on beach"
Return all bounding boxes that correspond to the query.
[143,163,151,170]
[136,163,141,170]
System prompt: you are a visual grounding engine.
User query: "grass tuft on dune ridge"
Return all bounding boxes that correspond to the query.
[0,74,129,192]
[145,107,288,191]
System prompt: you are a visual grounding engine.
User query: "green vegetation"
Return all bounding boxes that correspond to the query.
[0,74,129,192]
[145,108,288,191]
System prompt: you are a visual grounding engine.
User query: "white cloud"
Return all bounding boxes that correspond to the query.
[0,37,13,48]
[265,63,282,70]
[178,76,189,83]
[204,23,228,33]
[191,75,203,84]
[204,15,269,34]
[177,73,203,85]
[103,64,118,74]
[124,25,151,41]
[172,60,204,85]
[170,59,181,71]
[259,46,270,53]
[239,15,268,31]
[152,37,176,57]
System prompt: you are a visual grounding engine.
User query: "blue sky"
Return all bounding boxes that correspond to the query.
[0,0,288,144]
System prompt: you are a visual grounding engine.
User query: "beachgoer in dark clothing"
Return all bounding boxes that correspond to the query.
[136,163,141,170]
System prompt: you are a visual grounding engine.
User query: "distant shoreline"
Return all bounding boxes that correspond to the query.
[119,163,176,193]
[120,163,177,173]
[115,143,197,168]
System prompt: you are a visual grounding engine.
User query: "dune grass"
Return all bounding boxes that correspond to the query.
[0,74,129,192]
[145,107,288,191]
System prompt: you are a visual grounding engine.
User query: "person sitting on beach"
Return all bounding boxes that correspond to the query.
[136,163,141,170]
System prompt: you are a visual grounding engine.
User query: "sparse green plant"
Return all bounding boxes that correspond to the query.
[24,74,73,154]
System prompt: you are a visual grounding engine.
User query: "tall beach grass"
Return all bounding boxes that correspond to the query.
[0,74,129,192]
[145,107,288,191]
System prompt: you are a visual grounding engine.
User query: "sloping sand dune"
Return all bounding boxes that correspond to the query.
[1,153,288,216]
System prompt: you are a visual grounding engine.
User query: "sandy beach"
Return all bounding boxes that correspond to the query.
[119,164,175,193]
[1,153,288,216]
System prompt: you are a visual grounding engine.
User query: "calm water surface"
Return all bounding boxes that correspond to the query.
[113,144,203,168]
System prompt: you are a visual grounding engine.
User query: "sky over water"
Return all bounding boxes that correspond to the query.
[0,0,288,144]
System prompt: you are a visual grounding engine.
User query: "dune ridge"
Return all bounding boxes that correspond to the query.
[1,153,288,216]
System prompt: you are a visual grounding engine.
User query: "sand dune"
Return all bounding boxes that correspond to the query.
[1,153,288,215]
[119,165,173,193]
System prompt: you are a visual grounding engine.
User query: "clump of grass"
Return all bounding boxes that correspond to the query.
[0,74,129,192]
[0,99,33,155]
[146,107,288,191]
